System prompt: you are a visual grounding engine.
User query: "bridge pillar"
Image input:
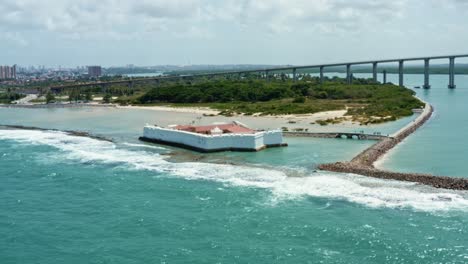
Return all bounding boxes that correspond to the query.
[448,57,456,89]
[372,62,378,82]
[292,68,297,82]
[383,70,387,84]
[423,59,431,89]
[100,83,107,93]
[320,66,324,84]
[346,64,352,84]
[128,81,134,90]
[398,60,404,87]
[266,71,270,82]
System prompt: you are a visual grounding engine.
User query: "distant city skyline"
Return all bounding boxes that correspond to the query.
[1,0,468,67]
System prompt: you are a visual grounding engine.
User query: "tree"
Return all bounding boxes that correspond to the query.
[68,90,76,102]
[45,91,55,104]
[68,89,82,103]
[102,93,112,104]
[85,91,93,102]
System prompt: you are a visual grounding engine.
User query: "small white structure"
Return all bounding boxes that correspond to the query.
[140,122,286,152]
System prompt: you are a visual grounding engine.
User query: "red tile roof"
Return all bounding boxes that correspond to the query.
[174,124,254,135]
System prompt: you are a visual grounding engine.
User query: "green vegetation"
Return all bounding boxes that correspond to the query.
[6,74,423,125]
[67,89,94,102]
[84,90,93,101]
[316,117,348,126]
[45,91,55,104]
[0,92,25,104]
[102,93,112,104]
[68,89,82,102]
[192,99,345,116]
[132,79,423,123]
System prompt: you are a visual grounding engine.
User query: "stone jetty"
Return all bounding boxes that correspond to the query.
[318,102,468,190]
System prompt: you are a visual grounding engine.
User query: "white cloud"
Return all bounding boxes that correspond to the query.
[202,0,409,34]
[0,0,410,38]
[132,0,201,18]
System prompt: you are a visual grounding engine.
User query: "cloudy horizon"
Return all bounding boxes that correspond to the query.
[1,0,468,67]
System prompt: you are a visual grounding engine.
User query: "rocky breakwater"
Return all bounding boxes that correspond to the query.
[318,102,468,190]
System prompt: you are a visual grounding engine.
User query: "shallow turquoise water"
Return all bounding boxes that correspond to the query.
[377,75,468,177]
[1,74,468,263]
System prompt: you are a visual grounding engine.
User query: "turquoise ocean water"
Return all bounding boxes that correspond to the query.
[1,74,467,263]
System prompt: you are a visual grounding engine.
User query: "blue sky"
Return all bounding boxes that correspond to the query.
[1,0,468,67]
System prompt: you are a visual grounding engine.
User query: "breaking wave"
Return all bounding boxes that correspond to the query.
[1,129,467,212]
[122,142,167,150]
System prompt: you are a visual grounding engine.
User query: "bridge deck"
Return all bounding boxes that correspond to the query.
[283,131,388,140]
[48,53,468,90]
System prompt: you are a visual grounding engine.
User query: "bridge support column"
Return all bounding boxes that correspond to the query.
[100,84,107,93]
[265,71,270,82]
[383,70,387,84]
[346,64,352,84]
[292,68,297,82]
[128,81,134,90]
[448,57,456,89]
[372,62,378,83]
[398,60,404,87]
[320,66,324,84]
[423,59,430,89]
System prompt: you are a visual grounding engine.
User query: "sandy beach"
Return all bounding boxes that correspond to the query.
[1,101,414,134]
[8,92,416,135]
[118,105,348,119]
[115,105,366,132]
[117,105,221,115]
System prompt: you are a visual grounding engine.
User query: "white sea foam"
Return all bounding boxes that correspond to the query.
[1,129,468,212]
[122,142,167,150]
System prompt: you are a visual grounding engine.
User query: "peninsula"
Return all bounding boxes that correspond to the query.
[120,78,424,125]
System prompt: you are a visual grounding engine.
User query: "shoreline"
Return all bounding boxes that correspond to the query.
[117,105,221,115]
[0,101,416,132]
[2,101,467,190]
[2,103,367,132]
[0,103,116,109]
[318,102,468,190]
[0,102,349,120]
[117,105,351,121]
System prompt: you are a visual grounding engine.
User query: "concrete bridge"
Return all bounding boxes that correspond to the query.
[49,54,468,92]
[283,131,388,140]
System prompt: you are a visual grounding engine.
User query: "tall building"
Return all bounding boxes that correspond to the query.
[88,66,102,77]
[0,65,17,80]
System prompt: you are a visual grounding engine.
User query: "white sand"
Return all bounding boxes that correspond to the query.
[117,105,220,115]
[115,105,368,133]
[119,105,347,120]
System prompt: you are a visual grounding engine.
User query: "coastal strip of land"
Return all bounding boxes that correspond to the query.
[318,102,468,190]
